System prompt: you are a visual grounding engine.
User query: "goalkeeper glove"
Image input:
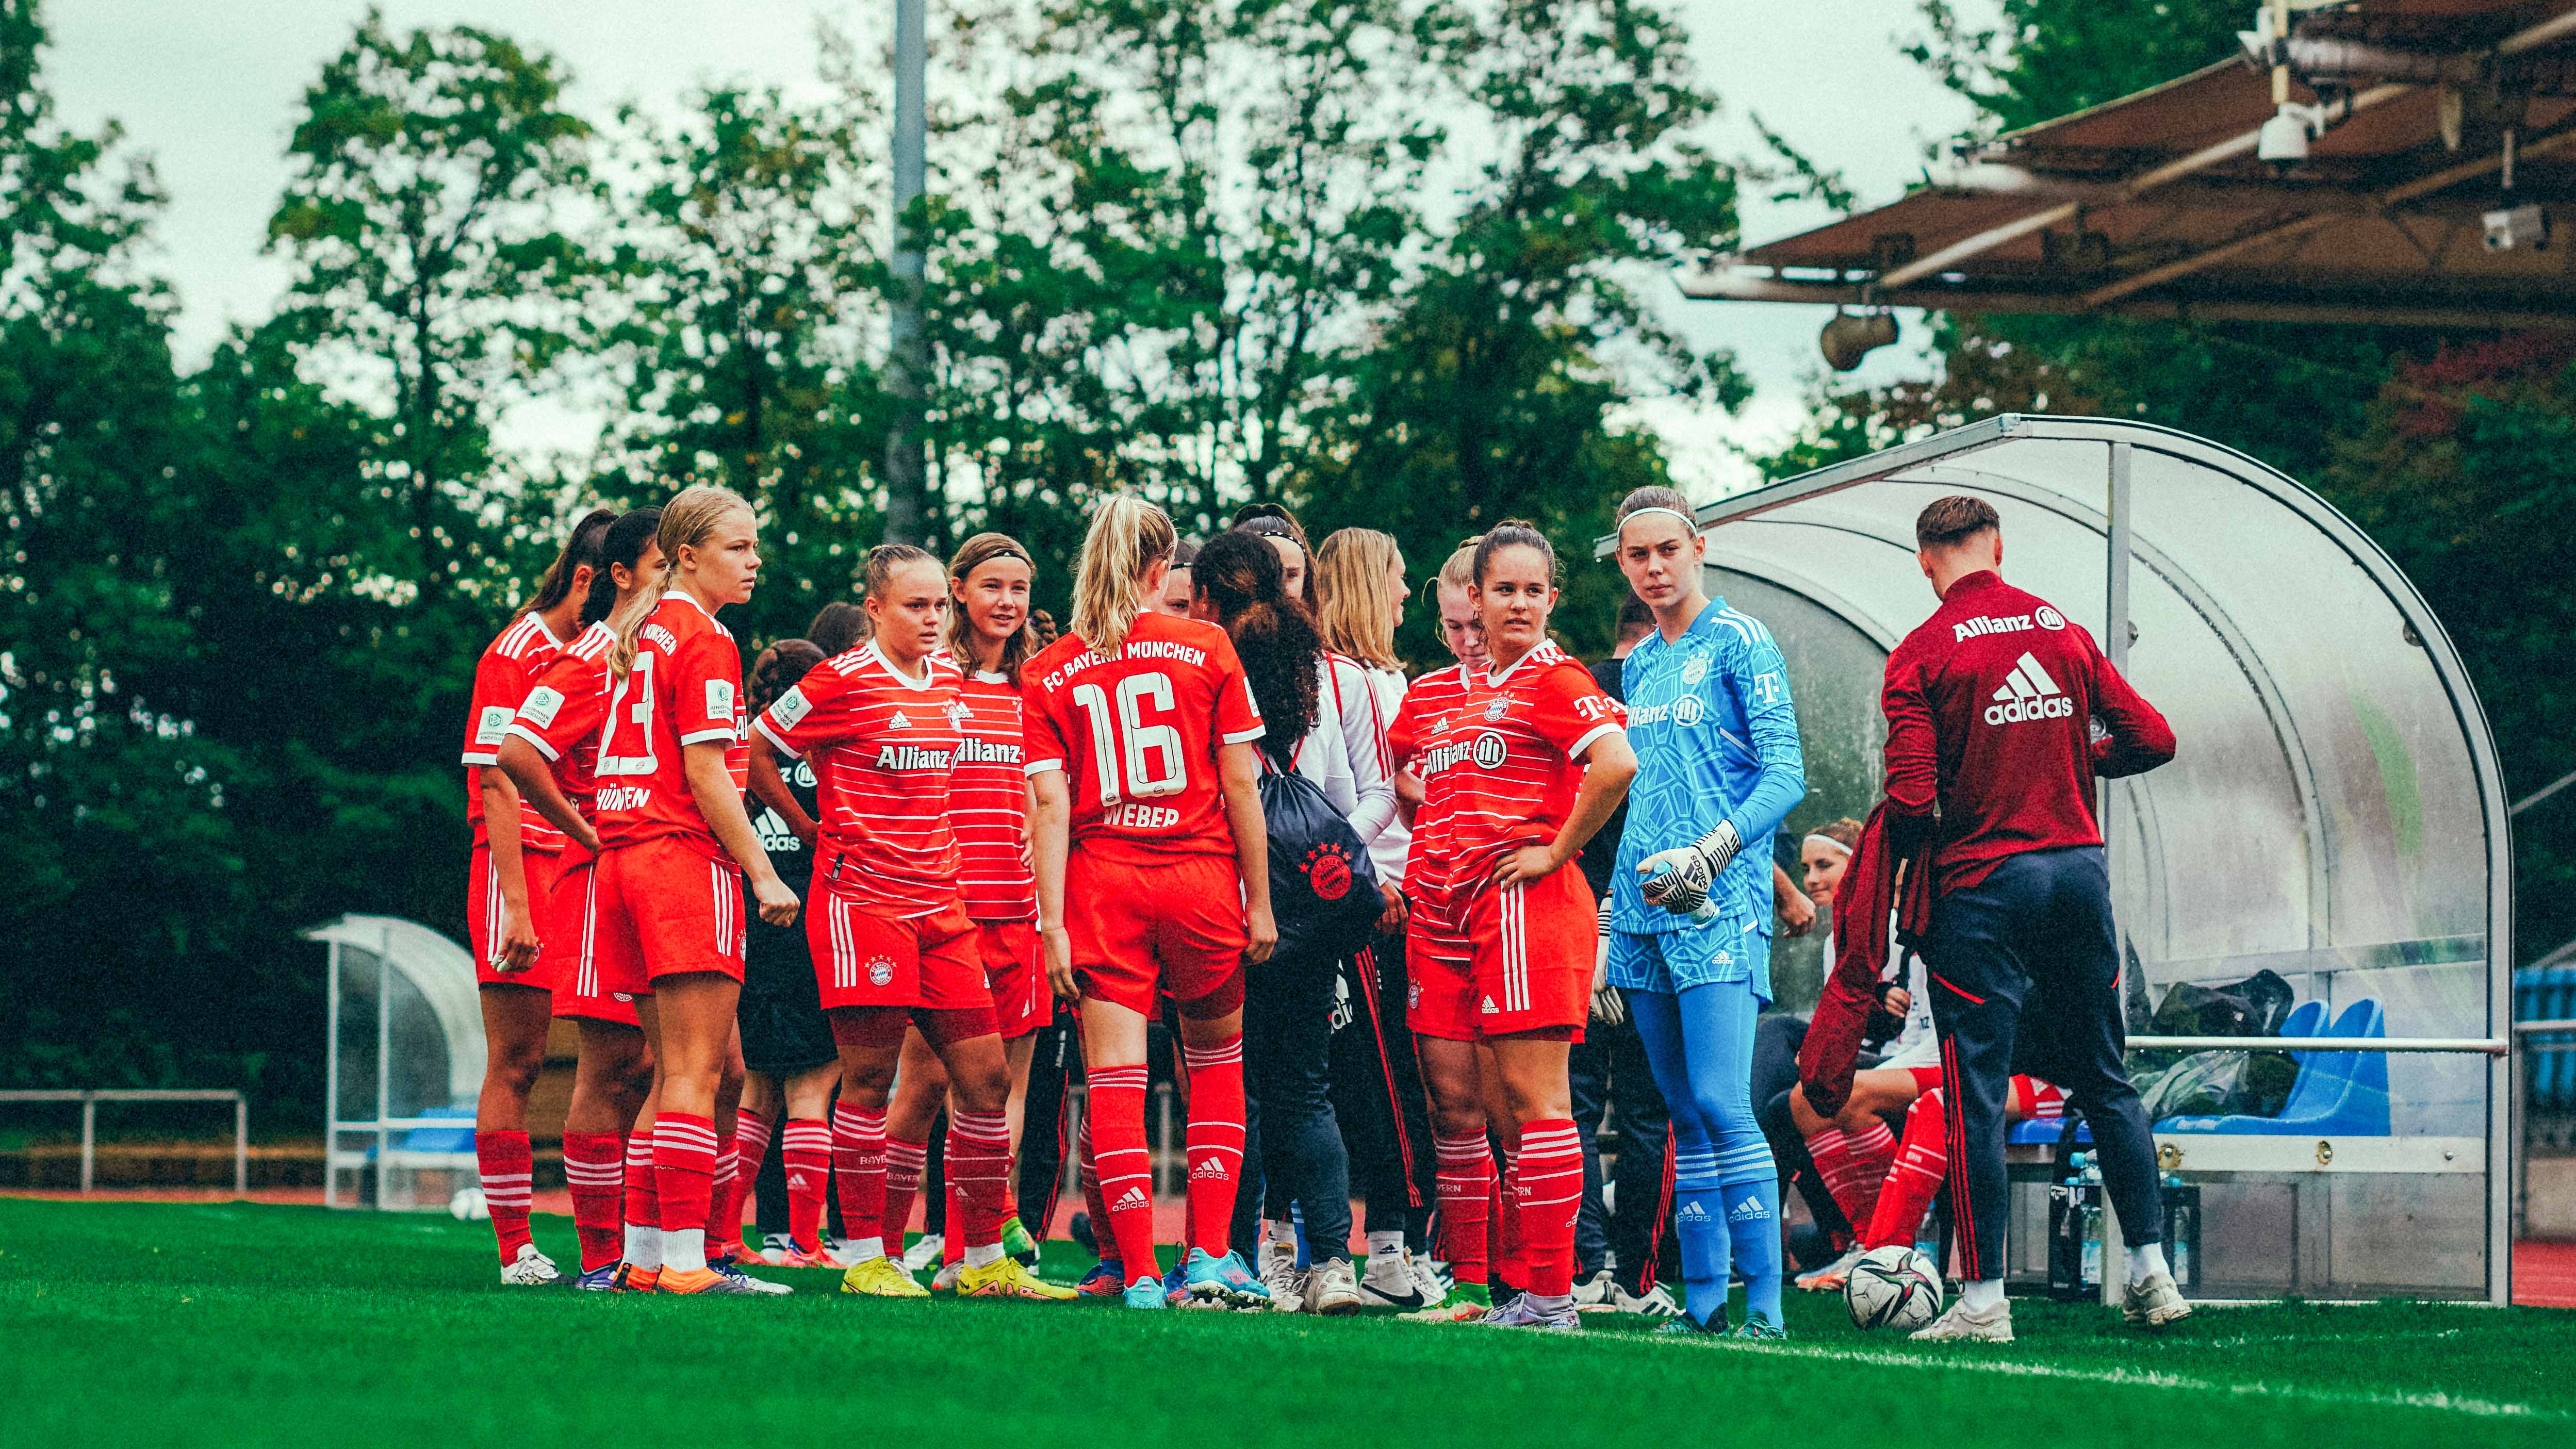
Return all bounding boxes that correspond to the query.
[1637,820,1742,917]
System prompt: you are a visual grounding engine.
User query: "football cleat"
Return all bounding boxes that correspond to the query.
[1122,1275,1169,1310]
[1910,1297,2014,1343]
[958,1257,1077,1302]
[655,1265,776,1295]
[999,1215,1039,1258]
[1480,1294,1581,1332]
[1305,1257,1363,1316]
[780,1241,838,1269]
[930,1261,963,1294]
[1163,1259,1191,1308]
[840,1254,932,1298]
[1794,1244,1866,1294]
[1358,1251,1429,1310]
[573,1263,622,1292]
[715,1239,767,1268]
[901,1233,946,1273]
[499,1243,563,1287]
[1076,1260,1126,1297]
[1398,1283,1493,1323]
[1730,1312,1789,1341]
[2123,1270,2193,1329]
[759,1233,796,1265]
[1183,1248,1272,1309]
[709,1260,793,1295]
[611,1262,660,1294]
[1653,1309,1730,1338]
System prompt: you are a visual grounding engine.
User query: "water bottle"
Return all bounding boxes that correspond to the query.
[2076,1155,2104,1291]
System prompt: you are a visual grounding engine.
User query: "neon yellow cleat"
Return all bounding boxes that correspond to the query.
[840,1254,932,1298]
[957,1256,1078,1302]
[1000,1215,1039,1258]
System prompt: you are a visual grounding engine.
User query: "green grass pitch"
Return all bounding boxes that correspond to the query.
[2,1197,2569,1447]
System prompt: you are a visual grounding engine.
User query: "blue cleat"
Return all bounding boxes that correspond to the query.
[1163,1258,1190,1308]
[1076,1260,1126,1297]
[1182,1248,1272,1309]
[1122,1274,1170,1310]
[574,1263,622,1292]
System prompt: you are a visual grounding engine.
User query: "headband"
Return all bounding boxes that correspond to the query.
[1804,833,1853,857]
[1619,505,1700,535]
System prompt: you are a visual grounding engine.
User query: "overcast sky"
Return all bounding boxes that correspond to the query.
[44,0,1985,495]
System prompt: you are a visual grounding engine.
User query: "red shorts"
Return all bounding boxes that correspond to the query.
[1908,1065,2066,1121]
[547,853,643,1028]
[1405,885,1478,1042]
[469,845,565,991]
[976,919,1048,1040]
[1064,850,1246,1016]
[592,835,745,987]
[1456,864,1593,1040]
[809,894,990,1013]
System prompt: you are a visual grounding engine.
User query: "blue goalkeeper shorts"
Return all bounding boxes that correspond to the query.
[1607,909,1771,1001]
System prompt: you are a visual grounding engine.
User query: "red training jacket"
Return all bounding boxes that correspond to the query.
[1881,570,2175,897]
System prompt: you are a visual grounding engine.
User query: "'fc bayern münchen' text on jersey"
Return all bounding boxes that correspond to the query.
[504,622,615,849]
[591,592,747,861]
[1881,570,2175,896]
[463,613,566,852]
[1021,612,1265,865]
[951,668,1038,921]
[1393,643,1625,899]
[1613,600,1806,935]
[755,642,966,917]
[1388,663,1472,907]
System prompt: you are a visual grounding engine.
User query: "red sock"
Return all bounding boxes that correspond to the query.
[948,1109,1012,1252]
[651,1113,719,1242]
[1076,1116,1115,1268]
[474,1130,534,1262]
[720,1110,773,1253]
[1807,1121,1898,1236]
[1088,1064,1158,1283]
[703,1128,739,1253]
[1512,1118,1583,1298]
[621,1127,658,1245]
[1867,1091,1949,1250]
[832,1101,889,1250]
[1491,1131,1525,1291]
[1434,1132,1492,1286]
[945,1183,966,1267]
[781,1117,831,1253]
[1180,1037,1245,1258]
[882,1137,928,1249]
[562,1131,626,1272]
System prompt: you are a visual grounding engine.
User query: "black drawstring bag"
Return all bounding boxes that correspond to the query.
[1257,755,1383,968]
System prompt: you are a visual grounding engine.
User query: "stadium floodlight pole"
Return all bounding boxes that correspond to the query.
[881,0,930,547]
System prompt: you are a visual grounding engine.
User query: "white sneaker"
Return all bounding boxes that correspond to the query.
[1794,1245,1866,1293]
[1260,1248,1309,1313]
[1359,1250,1431,1310]
[1609,1281,1681,1318]
[823,1238,869,1269]
[1570,1267,1615,1309]
[930,1260,963,1293]
[759,1233,795,1266]
[1412,1254,1453,1307]
[2123,1270,2193,1329]
[499,1242,563,1286]
[901,1233,946,1272]
[1911,1297,2014,1343]
[1306,1257,1363,1315]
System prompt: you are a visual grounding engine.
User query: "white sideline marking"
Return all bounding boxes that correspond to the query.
[1672,1340,2561,1422]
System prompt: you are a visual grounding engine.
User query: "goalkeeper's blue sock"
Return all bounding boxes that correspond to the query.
[1722,1172,1784,1326]
[1671,1143,1730,1327]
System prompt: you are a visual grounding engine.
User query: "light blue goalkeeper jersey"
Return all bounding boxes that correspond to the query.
[1611,598,1806,936]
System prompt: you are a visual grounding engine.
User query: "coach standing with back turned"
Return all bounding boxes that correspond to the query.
[1886,496,2186,1343]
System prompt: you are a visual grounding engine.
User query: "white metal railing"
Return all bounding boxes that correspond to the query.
[0,1090,249,1194]
[2129,1035,2509,1055]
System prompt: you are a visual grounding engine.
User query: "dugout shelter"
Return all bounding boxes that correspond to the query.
[1620,415,2513,1303]
[306,914,488,1211]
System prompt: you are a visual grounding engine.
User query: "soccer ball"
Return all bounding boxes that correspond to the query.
[449,1187,490,1222]
[1844,1245,1943,1330]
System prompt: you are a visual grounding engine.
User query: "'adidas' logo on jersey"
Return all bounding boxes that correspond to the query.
[1984,651,2075,725]
[1729,1195,1771,1223]
[1111,1187,1150,1211]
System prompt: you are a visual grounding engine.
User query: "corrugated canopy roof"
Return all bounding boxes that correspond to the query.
[1688,0,2576,330]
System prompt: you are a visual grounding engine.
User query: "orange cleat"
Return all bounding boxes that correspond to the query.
[612,1262,660,1294]
[655,1265,775,1295]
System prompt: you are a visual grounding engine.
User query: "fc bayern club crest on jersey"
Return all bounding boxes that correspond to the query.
[867,957,896,987]
[1681,655,1710,686]
[1483,698,1508,721]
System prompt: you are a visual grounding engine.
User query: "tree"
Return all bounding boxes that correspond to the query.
[265,11,599,604]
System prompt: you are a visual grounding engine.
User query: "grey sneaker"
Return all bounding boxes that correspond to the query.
[1910,1296,2014,1343]
[1481,1292,1581,1332]
[1306,1257,1363,1315]
[2123,1270,2192,1329]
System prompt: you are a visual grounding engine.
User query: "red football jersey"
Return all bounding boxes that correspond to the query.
[1021,611,1264,865]
[462,612,567,851]
[951,667,1038,922]
[591,592,747,862]
[1393,643,1624,897]
[505,622,615,830]
[754,641,967,917]
[1389,662,1474,906]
